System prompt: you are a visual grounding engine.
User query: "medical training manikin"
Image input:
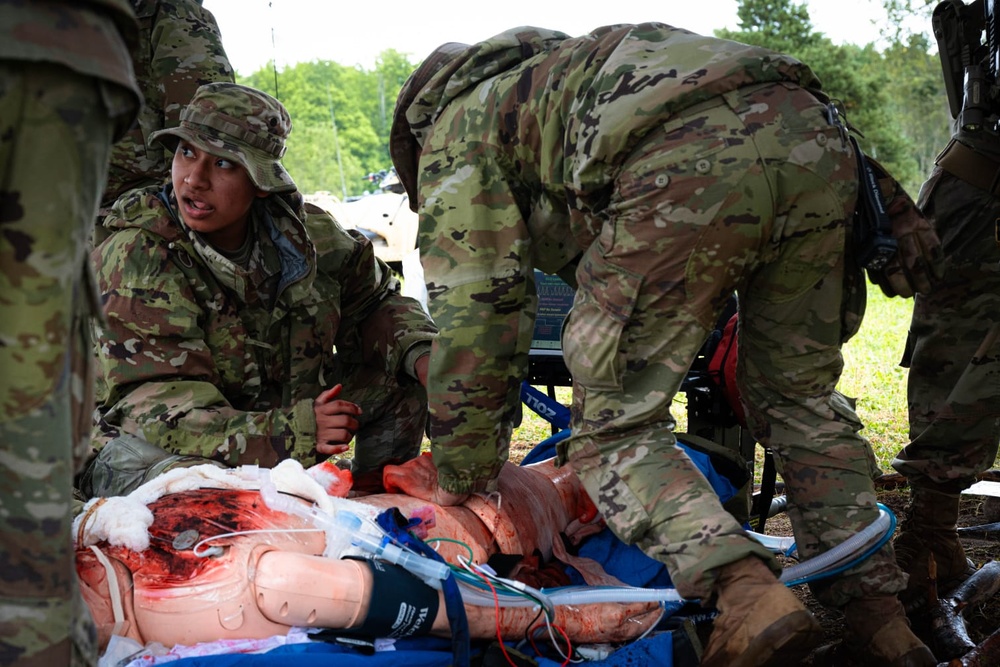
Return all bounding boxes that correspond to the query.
[73,455,665,653]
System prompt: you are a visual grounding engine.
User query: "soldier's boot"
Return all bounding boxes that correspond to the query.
[894,487,976,604]
[836,596,937,666]
[700,556,822,667]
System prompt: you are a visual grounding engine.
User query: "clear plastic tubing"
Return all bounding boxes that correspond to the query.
[457,583,684,608]
[258,469,889,607]
[460,508,891,608]
[549,586,683,605]
[257,469,450,589]
[775,508,892,584]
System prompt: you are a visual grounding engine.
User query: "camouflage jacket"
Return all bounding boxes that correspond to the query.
[101,0,235,211]
[91,185,437,467]
[0,0,141,136]
[394,23,823,493]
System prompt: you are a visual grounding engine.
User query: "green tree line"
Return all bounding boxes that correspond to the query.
[238,0,951,199]
[239,48,417,199]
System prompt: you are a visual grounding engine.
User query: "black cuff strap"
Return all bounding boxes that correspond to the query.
[352,557,440,639]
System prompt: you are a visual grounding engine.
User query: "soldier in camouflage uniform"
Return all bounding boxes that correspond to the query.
[0,1,141,664]
[79,82,437,499]
[94,0,235,245]
[390,24,942,667]
[890,131,1000,605]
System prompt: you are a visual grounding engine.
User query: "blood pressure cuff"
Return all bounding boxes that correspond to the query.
[347,558,440,640]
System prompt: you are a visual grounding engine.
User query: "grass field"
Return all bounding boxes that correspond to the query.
[511,286,917,468]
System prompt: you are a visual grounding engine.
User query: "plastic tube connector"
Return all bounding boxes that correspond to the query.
[349,528,451,590]
[257,468,450,589]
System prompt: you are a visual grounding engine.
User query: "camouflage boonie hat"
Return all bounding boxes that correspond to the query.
[150,82,295,193]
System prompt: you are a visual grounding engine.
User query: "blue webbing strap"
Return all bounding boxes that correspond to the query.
[374,509,471,667]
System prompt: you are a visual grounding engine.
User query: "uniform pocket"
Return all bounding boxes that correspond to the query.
[561,258,643,391]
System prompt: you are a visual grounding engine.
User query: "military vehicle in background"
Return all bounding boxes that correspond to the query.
[306,168,417,273]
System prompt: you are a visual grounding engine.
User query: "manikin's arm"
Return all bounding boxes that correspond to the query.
[252,548,661,643]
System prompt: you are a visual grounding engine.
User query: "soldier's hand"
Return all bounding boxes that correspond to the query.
[315,384,362,456]
[383,453,470,506]
[868,160,945,298]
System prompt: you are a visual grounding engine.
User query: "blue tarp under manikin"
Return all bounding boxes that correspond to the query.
[161,632,674,667]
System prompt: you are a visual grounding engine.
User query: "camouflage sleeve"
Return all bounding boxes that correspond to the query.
[148,0,234,130]
[103,0,235,208]
[93,223,317,467]
[417,148,537,494]
[306,205,437,379]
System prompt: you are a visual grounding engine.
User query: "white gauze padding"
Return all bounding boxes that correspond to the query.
[74,460,379,552]
[73,496,155,551]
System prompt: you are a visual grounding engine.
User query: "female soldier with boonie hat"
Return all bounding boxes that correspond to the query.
[150,81,295,193]
[82,82,437,499]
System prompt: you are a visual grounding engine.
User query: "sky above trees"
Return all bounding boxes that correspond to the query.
[202,0,907,75]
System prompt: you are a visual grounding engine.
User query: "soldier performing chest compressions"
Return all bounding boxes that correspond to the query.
[389,22,943,667]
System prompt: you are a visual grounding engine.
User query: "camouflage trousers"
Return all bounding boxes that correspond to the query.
[80,357,427,497]
[892,167,1000,493]
[0,63,131,666]
[560,82,902,606]
[337,357,428,477]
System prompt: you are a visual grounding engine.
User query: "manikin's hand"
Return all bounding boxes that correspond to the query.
[563,515,606,546]
[383,452,470,506]
[314,384,362,456]
[563,487,605,545]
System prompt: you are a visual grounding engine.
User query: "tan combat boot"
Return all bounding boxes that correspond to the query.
[836,596,937,666]
[894,487,976,604]
[700,556,822,667]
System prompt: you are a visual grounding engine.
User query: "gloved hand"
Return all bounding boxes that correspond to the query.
[867,158,945,298]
